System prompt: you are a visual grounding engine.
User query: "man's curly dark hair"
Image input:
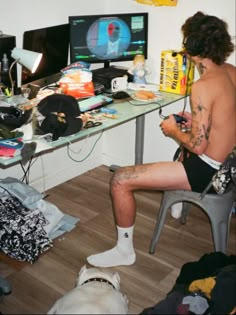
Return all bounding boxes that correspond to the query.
[181,11,235,65]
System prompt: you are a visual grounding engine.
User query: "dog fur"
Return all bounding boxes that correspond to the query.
[47,265,129,314]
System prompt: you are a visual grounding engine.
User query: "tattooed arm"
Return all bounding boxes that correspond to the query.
[182,81,212,154]
[160,79,212,155]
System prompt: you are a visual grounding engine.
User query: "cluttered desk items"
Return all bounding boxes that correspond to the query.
[0,88,186,167]
[0,103,33,157]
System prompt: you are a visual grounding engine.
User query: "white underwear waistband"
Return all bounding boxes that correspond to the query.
[199,154,221,170]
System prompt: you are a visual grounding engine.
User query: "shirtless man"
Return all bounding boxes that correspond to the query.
[87,12,236,268]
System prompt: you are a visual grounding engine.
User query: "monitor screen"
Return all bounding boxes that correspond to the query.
[69,12,148,68]
[22,23,70,86]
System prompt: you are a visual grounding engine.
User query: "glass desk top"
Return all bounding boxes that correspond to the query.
[0,91,186,166]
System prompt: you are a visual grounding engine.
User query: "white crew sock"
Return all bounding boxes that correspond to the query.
[87,225,136,267]
[171,203,183,219]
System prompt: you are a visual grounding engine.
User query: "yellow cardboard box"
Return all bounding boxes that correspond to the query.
[159,50,195,95]
[135,0,178,6]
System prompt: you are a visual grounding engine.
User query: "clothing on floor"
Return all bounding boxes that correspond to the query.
[140,252,236,315]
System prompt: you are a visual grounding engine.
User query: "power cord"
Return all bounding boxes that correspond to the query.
[39,155,47,196]
[20,156,38,184]
[66,131,103,162]
[128,97,163,106]
[62,134,90,155]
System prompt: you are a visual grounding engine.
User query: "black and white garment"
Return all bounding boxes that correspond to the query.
[212,146,236,195]
[0,194,52,263]
[0,180,53,263]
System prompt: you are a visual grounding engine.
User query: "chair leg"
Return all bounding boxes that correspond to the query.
[180,202,192,224]
[208,211,232,254]
[211,221,228,253]
[200,192,233,254]
[149,193,171,254]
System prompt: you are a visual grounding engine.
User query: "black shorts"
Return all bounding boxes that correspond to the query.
[182,152,218,193]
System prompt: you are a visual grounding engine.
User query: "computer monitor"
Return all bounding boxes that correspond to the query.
[69,12,148,69]
[21,23,70,87]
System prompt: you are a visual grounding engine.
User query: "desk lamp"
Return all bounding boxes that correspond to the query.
[9,47,43,96]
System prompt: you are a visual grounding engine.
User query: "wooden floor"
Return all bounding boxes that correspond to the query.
[0,165,235,314]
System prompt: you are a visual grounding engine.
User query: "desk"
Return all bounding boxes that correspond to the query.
[0,91,186,167]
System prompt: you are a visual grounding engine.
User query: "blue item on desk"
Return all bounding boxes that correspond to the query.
[100,107,117,114]
[0,139,24,149]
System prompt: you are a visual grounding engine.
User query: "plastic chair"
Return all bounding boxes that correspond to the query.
[149,149,236,255]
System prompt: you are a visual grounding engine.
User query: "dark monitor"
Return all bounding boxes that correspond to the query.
[69,12,148,69]
[21,24,70,87]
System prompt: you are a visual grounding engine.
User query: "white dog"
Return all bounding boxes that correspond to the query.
[47,265,129,314]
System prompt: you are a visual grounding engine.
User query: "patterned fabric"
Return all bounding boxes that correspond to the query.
[212,147,236,195]
[0,195,52,263]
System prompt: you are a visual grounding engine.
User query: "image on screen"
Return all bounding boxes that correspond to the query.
[69,13,148,68]
[22,23,70,85]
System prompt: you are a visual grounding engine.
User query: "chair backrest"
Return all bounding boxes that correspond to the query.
[199,146,236,199]
[212,146,236,195]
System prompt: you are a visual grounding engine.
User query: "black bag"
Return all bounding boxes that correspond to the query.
[36,94,83,141]
[0,106,32,130]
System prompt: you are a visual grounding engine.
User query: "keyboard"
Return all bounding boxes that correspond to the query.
[78,95,113,112]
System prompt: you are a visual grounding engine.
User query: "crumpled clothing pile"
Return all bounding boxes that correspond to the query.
[0,195,52,263]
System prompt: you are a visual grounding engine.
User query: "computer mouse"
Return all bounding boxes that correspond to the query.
[112,91,130,99]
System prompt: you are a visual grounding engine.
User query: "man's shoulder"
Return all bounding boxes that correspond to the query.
[191,77,207,90]
[191,75,219,99]
[223,62,236,71]
[222,63,236,85]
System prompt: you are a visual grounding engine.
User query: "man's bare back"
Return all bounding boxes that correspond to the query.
[193,62,236,162]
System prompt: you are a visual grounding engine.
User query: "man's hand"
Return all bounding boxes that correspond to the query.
[177,111,192,129]
[159,114,180,137]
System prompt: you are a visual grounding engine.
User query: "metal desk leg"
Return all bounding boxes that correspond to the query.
[109,115,145,171]
[135,115,145,165]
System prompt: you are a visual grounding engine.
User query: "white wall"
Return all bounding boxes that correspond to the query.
[0,0,235,82]
[0,0,235,191]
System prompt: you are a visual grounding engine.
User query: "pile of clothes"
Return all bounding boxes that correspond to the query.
[141,252,236,315]
[0,177,79,263]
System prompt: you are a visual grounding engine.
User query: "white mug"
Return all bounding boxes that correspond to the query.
[21,122,34,141]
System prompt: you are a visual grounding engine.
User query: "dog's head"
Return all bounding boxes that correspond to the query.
[77,265,121,290]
